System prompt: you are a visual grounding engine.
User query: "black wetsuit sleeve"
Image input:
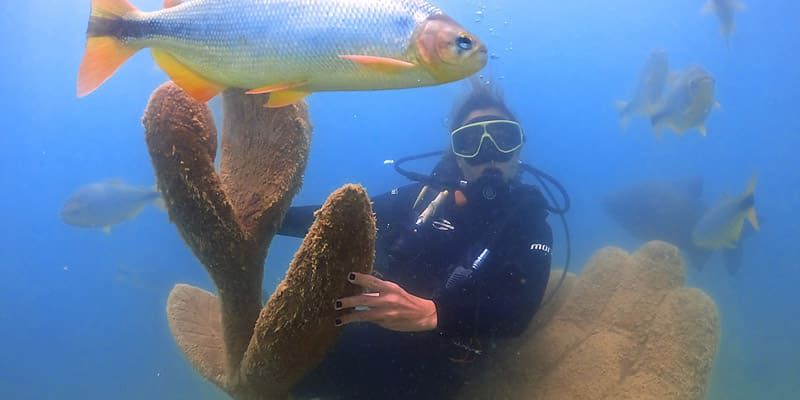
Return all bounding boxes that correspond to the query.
[277,205,319,238]
[432,212,553,339]
[276,185,417,239]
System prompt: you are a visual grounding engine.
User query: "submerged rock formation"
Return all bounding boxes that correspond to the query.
[142,83,375,400]
[462,241,720,400]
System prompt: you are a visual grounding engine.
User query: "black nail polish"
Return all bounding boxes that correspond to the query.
[335,300,342,310]
[348,273,356,281]
[335,318,342,326]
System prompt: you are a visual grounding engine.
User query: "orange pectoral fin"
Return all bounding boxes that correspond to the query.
[164,0,184,8]
[246,80,308,95]
[265,90,310,108]
[151,49,224,102]
[77,37,138,97]
[339,55,416,74]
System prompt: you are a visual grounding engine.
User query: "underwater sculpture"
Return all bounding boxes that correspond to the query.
[462,241,720,400]
[142,82,376,399]
[142,84,720,399]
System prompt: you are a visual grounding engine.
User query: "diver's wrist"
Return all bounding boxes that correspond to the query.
[420,299,439,331]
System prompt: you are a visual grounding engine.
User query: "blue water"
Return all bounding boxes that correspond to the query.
[1,0,798,398]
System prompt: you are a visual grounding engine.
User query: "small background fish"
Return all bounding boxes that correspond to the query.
[650,65,719,137]
[605,176,758,275]
[703,0,746,41]
[61,179,165,233]
[604,177,707,261]
[615,49,670,129]
[692,176,759,250]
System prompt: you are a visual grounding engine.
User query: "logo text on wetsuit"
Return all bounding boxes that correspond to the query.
[530,243,551,254]
[432,218,455,231]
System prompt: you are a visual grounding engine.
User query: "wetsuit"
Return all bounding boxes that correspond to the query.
[281,181,553,399]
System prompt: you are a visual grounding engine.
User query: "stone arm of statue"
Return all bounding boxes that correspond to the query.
[275,194,442,333]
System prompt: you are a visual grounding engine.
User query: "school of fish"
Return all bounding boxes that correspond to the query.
[616,51,720,138]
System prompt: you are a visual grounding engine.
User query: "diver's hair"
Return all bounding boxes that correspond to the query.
[449,77,517,131]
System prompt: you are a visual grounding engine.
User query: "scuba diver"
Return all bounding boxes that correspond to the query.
[280,80,566,399]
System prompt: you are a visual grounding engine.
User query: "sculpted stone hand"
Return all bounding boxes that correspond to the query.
[142,83,375,400]
[462,241,721,400]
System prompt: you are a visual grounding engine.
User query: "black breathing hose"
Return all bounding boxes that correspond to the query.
[521,164,572,306]
[388,152,572,306]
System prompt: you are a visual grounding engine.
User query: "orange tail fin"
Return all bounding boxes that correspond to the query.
[90,0,137,18]
[77,0,140,97]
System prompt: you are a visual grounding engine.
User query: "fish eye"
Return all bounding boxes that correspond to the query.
[456,35,473,51]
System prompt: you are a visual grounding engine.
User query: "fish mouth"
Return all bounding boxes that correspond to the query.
[478,51,489,66]
[473,45,489,67]
[59,211,76,225]
[59,204,81,225]
[693,77,716,90]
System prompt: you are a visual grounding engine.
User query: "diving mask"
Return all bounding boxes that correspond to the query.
[450,119,524,159]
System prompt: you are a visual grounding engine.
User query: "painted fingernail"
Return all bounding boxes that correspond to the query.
[335,300,342,310]
[334,318,342,327]
[348,273,356,281]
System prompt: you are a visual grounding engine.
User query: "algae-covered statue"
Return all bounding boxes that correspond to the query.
[142,83,720,400]
[143,83,375,399]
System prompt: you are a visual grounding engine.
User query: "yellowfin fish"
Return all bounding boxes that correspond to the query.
[615,49,670,130]
[650,65,719,137]
[702,0,746,41]
[61,180,165,233]
[692,176,759,250]
[77,0,488,108]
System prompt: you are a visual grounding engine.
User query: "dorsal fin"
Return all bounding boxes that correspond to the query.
[164,0,183,8]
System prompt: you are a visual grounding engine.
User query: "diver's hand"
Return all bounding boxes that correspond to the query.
[334,272,438,332]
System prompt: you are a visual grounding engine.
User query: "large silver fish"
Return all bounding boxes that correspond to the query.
[604,177,706,251]
[615,49,670,130]
[650,66,719,137]
[77,0,488,107]
[61,180,164,233]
